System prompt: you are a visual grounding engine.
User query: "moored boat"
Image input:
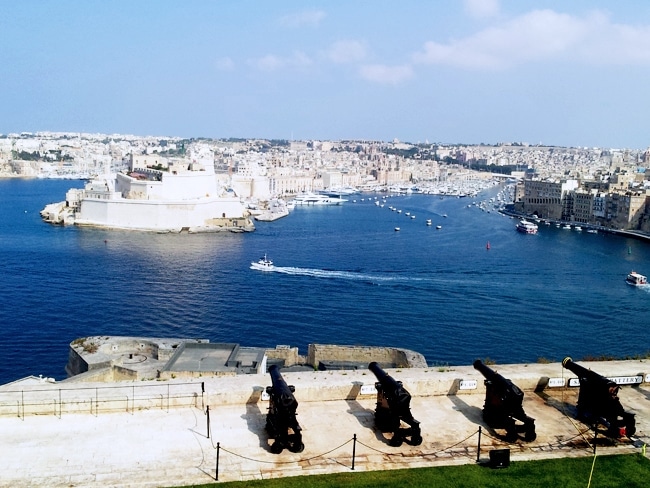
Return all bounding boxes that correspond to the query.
[626,271,647,286]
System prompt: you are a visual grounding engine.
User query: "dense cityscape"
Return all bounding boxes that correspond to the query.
[3,131,650,234]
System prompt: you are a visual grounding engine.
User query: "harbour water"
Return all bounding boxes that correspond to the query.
[1,178,649,385]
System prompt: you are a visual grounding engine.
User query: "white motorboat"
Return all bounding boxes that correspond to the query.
[250,254,274,271]
[292,193,347,206]
[626,271,647,286]
[516,220,538,234]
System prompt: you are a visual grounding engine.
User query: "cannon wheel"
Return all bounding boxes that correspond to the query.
[524,431,537,442]
[409,435,423,446]
[270,441,284,454]
[389,434,403,447]
[289,442,305,453]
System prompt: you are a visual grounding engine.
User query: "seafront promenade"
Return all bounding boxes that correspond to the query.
[1,360,649,487]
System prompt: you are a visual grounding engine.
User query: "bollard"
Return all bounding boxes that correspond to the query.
[206,405,211,439]
[215,442,220,481]
[352,434,357,470]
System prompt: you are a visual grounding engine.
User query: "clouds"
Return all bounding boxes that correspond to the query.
[413,9,650,70]
[230,7,650,85]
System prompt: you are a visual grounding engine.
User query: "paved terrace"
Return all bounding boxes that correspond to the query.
[0,360,649,487]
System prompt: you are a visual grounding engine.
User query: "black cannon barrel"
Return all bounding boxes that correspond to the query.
[369,361,399,389]
[473,359,499,379]
[473,359,512,389]
[268,365,297,408]
[562,357,614,388]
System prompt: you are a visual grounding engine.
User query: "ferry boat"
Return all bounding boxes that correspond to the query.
[516,220,538,234]
[625,271,647,286]
[250,254,274,271]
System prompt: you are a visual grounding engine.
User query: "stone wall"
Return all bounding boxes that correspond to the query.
[307,344,427,368]
[265,345,305,366]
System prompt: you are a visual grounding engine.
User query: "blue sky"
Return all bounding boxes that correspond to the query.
[2,0,650,148]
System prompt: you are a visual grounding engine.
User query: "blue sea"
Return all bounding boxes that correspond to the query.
[1,178,649,385]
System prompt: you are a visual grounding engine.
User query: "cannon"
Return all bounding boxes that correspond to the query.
[265,365,304,454]
[473,360,536,441]
[368,361,422,446]
[562,357,636,438]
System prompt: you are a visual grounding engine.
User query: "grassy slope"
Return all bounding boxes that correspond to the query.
[183,453,649,488]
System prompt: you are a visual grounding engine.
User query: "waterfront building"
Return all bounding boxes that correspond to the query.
[516,179,577,220]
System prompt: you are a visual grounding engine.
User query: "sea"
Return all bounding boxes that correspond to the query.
[1,178,649,385]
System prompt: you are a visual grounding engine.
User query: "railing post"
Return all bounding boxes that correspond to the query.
[352,433,357,470]
[206,405,210,438]
[215,442,220,481]
[476,426,482,463]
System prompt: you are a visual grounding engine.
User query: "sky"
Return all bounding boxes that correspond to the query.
[2,0,650,149]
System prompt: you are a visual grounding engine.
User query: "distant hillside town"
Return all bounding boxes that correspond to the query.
[3,131,650,233]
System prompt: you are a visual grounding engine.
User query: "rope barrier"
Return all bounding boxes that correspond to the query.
[216,439,353,465]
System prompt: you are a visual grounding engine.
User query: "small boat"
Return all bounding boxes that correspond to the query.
[436,225,442,230]
[586,229,598,234]
[516,220,538,234]
[250,254,274,271]
[574,226,582,231]
[426,219,432,226]
[486,241,491,250]
[394,227,400,232]
[410,215,416,219]
[626,271,647,286]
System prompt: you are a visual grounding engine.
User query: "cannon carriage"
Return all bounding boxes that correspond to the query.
[368,361,422,446]
[265,365,304,454]
[562,357,636,438]
[473,359,536,441]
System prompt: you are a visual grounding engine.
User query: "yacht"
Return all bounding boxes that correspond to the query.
[318,186,359,197]
[292,193,347,206]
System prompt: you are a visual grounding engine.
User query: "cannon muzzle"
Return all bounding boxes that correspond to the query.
[473,359,499,381]
[268,364,297,409]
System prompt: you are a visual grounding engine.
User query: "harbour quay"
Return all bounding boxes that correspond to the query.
[0,351,648,487]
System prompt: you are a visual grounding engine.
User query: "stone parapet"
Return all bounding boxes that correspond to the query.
[4,358,647,418]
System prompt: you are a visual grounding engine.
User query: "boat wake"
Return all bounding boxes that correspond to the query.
[255,265,428,285]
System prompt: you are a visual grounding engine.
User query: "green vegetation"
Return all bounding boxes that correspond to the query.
[180,454,649,488]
